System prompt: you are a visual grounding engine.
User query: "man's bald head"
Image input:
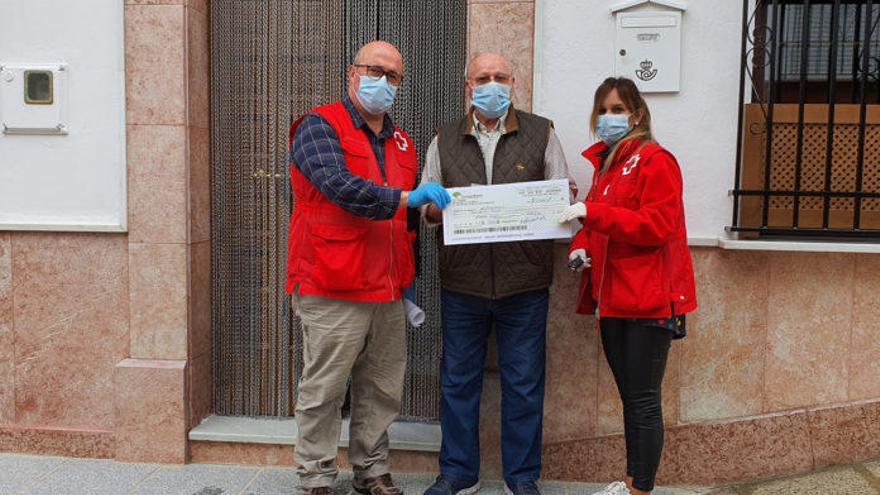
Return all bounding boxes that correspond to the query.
[354,41,404,76]
[466,52,513,81]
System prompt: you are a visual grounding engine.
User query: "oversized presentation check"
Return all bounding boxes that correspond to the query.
[442,179,572,246]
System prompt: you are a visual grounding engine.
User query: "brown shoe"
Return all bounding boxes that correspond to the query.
[353,473,403,495]
[303,486,334,495]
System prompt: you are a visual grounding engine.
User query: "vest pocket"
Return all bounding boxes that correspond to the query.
[340,138,372,178]
[310,224,368,292]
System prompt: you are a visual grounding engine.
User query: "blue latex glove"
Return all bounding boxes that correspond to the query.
[407,182,452,209]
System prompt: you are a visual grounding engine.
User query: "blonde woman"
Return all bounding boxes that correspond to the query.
[559,77,697,495]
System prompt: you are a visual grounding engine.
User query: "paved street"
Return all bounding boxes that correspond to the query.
[2,453,880,495]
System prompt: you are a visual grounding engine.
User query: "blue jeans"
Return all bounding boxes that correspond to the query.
[439,288,549,485]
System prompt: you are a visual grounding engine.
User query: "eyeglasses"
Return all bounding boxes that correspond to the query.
[353,64,403,86]
[472,73,512,85]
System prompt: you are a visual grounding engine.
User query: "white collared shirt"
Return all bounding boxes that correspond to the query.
[470,109,507,184]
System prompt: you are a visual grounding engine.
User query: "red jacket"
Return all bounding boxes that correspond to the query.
[569,139,697,319]
[285,101,417,303]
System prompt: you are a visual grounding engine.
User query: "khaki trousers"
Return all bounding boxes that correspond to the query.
[292,293,407,488]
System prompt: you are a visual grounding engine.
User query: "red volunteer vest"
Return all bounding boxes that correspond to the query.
[285,101,418,303]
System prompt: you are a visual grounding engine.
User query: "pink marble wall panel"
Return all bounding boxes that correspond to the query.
[124,0,208,15]
[680,248,768,423]
[125,4,187,125]
[187,7,210,130]
[545,409,815,486]
[11,233,129,430]
[188,241,211,360]
[764,252,854,412]
[189,0,208,16]
[0,234,13,426]
[188,241,213,426]
[850,255,880,401]
[544,245,598,443]
[0,426,114,458]
[542,434,627,483]
[595,348,620,435]
[807,400,880,469]
[467,2,535,111]
[189,127,211,244]
[665,342,682,426]
[186,0,212,424]
[127,125,188,244]
[115,358,187,463]
[660,412,814,486]
[188,352,212,430]
[129,243,189,360]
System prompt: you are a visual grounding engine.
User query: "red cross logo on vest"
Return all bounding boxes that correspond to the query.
[393,131,409,151]
[622,154,640,176]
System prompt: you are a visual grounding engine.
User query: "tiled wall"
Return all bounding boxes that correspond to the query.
[0,233,129,434]
[0,0,211,463]
[119,0,212,462]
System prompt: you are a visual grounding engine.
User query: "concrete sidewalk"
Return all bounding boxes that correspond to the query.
[1,453,879,495]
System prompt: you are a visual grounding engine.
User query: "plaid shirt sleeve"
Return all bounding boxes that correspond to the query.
[291,114,403,220]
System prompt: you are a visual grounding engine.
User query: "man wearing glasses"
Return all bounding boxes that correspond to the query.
[286,40,451,495]
[420,53,573,495]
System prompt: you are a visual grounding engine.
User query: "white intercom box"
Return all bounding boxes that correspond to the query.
[0,63,69,135]
[611,0,686,93]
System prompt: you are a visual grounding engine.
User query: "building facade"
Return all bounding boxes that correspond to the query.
[1,0,879,488]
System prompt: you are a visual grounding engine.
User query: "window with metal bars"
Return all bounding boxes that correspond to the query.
[730,0,880,237]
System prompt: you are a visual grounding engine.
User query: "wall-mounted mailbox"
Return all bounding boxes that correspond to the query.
[611,0,686,93]
[0,63,68,135]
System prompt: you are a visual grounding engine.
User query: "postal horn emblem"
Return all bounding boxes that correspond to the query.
[635,59,658,82]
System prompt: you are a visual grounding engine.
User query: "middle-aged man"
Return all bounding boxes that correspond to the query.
[286,40,452,495]
[421,53,574,495]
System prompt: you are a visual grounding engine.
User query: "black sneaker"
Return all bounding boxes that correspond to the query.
[504,481,541,495]
[423,475,481,495]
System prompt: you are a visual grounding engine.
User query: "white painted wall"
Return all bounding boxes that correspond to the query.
[0,0,126,231]
[534,0,744,242]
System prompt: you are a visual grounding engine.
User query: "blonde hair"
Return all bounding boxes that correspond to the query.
[590,77,654,172]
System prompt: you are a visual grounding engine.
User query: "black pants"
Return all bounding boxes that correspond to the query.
[600,318,673,492]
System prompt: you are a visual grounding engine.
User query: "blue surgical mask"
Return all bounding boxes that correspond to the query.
[596,113,632,146]
[356,75,398,115]
[471,82,511,119]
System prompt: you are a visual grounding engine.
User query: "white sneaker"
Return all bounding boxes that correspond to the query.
[593,481,631,495]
